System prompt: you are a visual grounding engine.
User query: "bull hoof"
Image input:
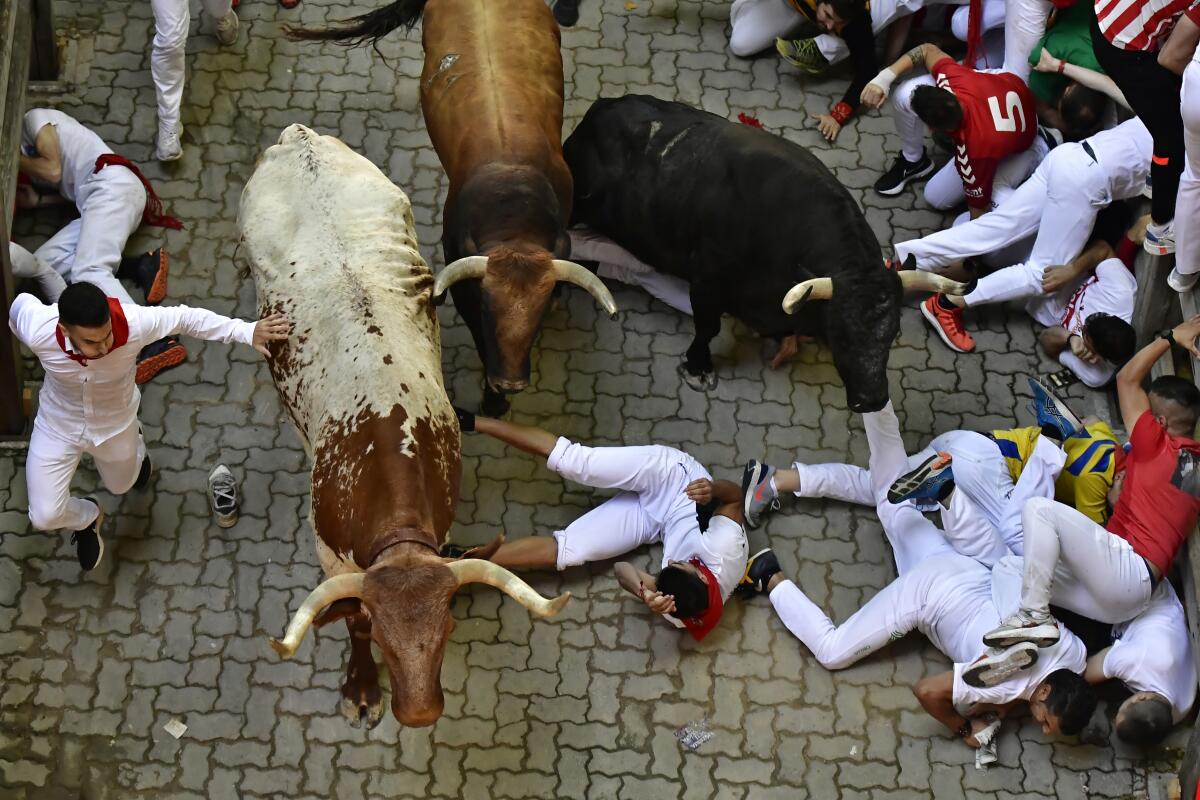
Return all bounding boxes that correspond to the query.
[677,362,718,391]
[340,693,386,729]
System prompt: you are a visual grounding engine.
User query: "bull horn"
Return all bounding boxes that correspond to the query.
[270,573,366,658]
[782,277,833,314]
[552,260,619,319]
[432,256,489,298]
[446,559,571,618]
[898,270,972,296]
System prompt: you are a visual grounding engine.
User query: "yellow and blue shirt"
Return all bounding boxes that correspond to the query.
[989,422,1119,524]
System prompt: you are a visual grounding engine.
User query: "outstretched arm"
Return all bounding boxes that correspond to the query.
[1116,315,1200,433]
[1033,48,1130,109]
[135,305,289,355]
[474,416,560,459]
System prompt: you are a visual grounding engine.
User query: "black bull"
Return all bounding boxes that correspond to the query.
[563,94,905,414]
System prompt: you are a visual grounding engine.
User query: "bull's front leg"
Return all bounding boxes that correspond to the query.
[340,613,385,729]
[679,284,721,391]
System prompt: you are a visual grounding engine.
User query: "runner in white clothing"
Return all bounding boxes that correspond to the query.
[15,108,187,384]
[448,410,748,640]
[150,0,240,160]
[738,401,1096,746]
[8,282,290,571]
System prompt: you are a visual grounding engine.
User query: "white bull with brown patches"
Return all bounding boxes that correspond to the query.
[238,125,569,728]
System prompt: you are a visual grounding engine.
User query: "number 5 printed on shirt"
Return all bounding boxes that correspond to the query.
[987,91,1027,133]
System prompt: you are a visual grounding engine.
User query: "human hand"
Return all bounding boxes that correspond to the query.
[253,312,291,357]
[1171,314,1200,358]
[966,702,1010,720]
[1069,334,1101,364]
[812,113,842,142]
[1041,264,1074,294]
[961,717,994,749]
[684,478,714,505]
[1034,47,1060,74]
[640,584,677,615]
[860,83,887,109]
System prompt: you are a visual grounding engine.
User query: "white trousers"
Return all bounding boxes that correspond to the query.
[816,0,969,64]
[895,142,1110,274]
[1175,60,1200,277]
[151,0,233,132]
[1002,0,1052,82]
[26,419,145,531]
[568,228,693,314]
[728,0,806,57]
[13,169,145,305]
[1020,496,1152,623]
[548,439,706,570]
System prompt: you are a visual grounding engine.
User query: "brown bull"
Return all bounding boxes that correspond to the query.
[289,0,617,416]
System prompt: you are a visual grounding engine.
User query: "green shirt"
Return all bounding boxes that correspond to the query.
[1028,2,1106,104]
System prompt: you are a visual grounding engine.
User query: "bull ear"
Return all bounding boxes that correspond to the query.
[458,533,505,562]
[312,598,363,628]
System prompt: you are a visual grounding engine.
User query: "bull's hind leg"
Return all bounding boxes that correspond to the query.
[340,613,386,729]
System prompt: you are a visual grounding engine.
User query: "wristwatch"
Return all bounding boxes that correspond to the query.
[1158,328,1177,346]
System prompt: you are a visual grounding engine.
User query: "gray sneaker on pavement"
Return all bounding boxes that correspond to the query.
[741,460,780,529]
[208,464,240,528]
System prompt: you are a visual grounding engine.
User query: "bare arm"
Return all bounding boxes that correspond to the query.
[1034,48,1130,109]
[1116,316,1200,432]
[475,416,560,459]
[684,478,745,525]
[19,124,63,186]
[1084,648,1112,684]
[913,672,988,747]
[862,43,954,108]
[1042,240,1114,294]
[1159,15,1200,75]
[613,562,677,615]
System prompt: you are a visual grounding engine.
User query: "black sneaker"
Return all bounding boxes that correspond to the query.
[874,153,936,197]
[132,454,153,490]
[552,0,580,26]
[737,548,781,594]
[72,499,105,571]
[118,248,169,305]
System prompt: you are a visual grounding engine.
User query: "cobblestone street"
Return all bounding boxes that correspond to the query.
[0,0,1190,797]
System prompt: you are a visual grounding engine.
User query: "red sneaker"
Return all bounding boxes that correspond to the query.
[921,294,975,353]
[136,337,188,384]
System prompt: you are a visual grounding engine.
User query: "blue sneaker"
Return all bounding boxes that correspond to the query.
[887,452,954,504]
[1027,377,1083,441]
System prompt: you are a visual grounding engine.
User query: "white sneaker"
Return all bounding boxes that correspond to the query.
[156,124,182,162]
[208,464,240,528]
[1144,220,1176,256]
[1168,266,1199,293]
[215,10,239,46]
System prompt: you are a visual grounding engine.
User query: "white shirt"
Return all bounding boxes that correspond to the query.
[951,556,1088,710]
[22,109,112,203]
[922,556,1001,665]
[1104,581,1197,722]
[661,514,748,601]
[1087,118,1154,201]
[9,294,256,446]
[1055,258,1137,388]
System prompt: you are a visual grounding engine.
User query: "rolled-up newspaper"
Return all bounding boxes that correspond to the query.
[974,715,1001,770]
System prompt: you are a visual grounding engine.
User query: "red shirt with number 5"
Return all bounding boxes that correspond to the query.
[930,58,1037,210]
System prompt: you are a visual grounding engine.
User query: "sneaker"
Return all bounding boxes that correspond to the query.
[887,452,954,504]
[920,294,975,353]
[1168,266,1199,293]
[72,499,105,571]
[740,460,780,529]
[156,124,182,162]
[132,454,153,490]
[135,336,187,384]
[208,465,240,528]
[118,248,169,305]
[738,548,781,594]
[775,37,830,75]
[552,0,580,26]
[982,609,1060,648]
[962,642,1040,688]
[1027,376,1083,441]
[214,9,240,45]
[873,153,935,196]
[439,542,470,559]
[1144,220,1175,256]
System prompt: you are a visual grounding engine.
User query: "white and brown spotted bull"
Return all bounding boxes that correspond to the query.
[288,0,617,417]
[238,125,569,728]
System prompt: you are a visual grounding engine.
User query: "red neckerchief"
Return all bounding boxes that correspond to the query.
[679,558,724,642]
[55,298,129,365]
[1059,275,1097,332]
[94,154,184,230]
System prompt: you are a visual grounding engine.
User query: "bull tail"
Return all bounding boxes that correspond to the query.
[284,0,429,46]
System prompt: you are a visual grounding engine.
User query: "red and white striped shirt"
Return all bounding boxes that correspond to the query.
[1095,0,1200,52]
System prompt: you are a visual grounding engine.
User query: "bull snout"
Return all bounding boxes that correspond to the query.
[487,377,529,395]
[392,698,444,727]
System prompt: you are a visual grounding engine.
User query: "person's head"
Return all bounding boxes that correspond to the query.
[656,561,710,618]
[57,282,113,359]
[1149,376,1200,438]
[815,0,861,33]
[911,85,964,134]
[1082,313,1136,366]
[1029,669,1097,736]
[1113,692,1174,744]
[1058,82,1109,140]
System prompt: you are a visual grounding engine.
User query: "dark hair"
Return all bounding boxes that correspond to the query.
[1043,669,1098,736]
[820,0,865,22]
[911,85,963,132]
[57,282,110,328]
[1059,82,1109,139]
[1084,313,1136,366]
[1114,695,1173,744]
[656,565,709,619]
[1149,375,1200,426]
